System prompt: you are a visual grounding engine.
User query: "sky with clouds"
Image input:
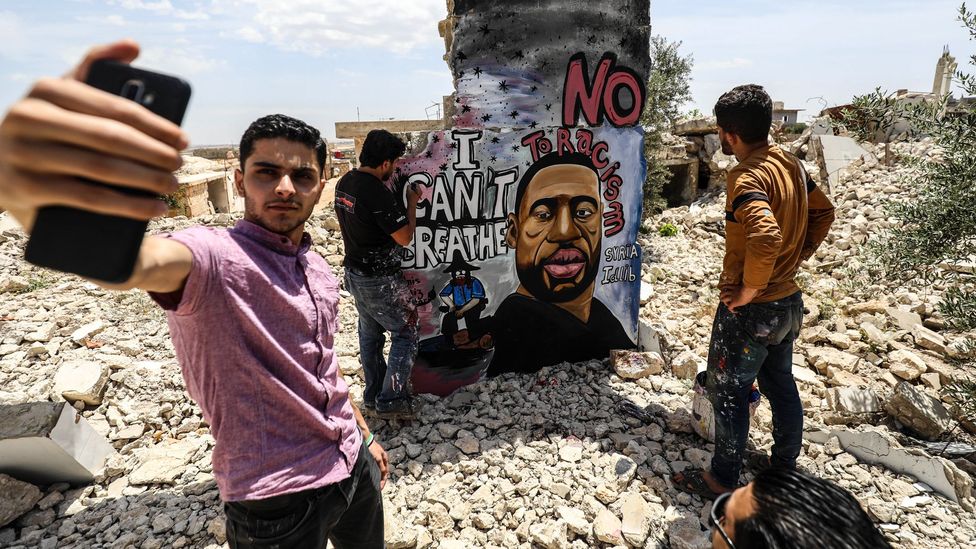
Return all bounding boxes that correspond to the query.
[0,0,971,145]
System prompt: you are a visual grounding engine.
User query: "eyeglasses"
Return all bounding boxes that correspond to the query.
[710,491,737,549]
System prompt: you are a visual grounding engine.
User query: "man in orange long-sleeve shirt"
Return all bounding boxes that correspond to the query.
[675,85,835,498]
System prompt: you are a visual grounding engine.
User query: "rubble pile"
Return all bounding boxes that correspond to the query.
[0,144,974,548]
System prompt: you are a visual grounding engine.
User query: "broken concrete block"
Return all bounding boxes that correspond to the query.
[827,387,881,414]
[128,438,201,485]
[920,372,943,392]
[886,307,923,332]
[669,350,703,380]
[0,473,41,528]
[637,319,663,355]
[860,322,888,349]
[0,402,116,485]
[70,320,106,344]
[639,282,654,305]
[611,350,665,380]
[888,349,927,381]
[805,427,974,511]
[912,325,947,354]
[806,347,860,374]
[593,507,624,545]
[51,360,109,406]
[619,491,652,546]
[885,382,952,440]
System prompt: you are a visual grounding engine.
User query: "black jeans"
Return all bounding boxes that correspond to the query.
[706,291,804,488]
[224,444,384,549]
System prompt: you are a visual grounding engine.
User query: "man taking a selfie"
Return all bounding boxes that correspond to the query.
[0,40,388,549]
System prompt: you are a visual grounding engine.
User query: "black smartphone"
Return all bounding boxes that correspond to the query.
[24,60,191,283]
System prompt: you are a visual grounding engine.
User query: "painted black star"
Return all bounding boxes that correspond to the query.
[473,66,482,77]
[461,105,472,113]
[498,80,509,92]
[481,114,492,122]
[544,103,552,111]
[511,50,525,60]
[490,137,500,144]
[618,36,628,48]
[529,121,538,129]
[586,35,598,46]
[424,150,433,158]
[512,145,520,152]
[455,96,461,103]
[509,110,519,119]
[456,51,467,62]
[431,134,441,143]
[478,24,490,35]
[439,163,448,172]
[530,85,538,93]
[490,155,497,162]
[457,70,465,79]
[448,142,457,149]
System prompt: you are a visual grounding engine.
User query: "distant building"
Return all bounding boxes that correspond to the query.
[772,101,803,126]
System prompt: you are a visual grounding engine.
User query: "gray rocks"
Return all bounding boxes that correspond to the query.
[0,474,41,528]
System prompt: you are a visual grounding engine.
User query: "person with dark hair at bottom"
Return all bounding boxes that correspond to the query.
[674,84,835,498]
[335,129,423,419]
[486,151,634,376]
[0,41,389,549]
[709,467,891,548]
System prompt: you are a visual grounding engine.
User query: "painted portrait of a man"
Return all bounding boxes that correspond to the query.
[486,151,634,375]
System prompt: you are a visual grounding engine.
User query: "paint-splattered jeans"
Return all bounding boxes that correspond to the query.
[706,291,804,489]
[344,268,419,406]
[224,441,384,548]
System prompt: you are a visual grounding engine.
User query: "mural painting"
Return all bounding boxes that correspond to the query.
[399,0,652,394]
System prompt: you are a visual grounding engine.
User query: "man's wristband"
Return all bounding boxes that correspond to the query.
[365,433,375,447]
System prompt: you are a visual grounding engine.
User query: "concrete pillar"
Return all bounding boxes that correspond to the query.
[0,402,116,485]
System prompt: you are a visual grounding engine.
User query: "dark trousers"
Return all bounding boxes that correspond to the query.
[441,302,486,341]
[344,269,419,406]
[224,445,384,549]
[706,291,804,489]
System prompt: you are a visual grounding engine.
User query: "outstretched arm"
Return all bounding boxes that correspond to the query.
[0,40,193,293]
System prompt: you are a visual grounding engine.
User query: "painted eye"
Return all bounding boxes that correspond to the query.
[533,208,553,221]
[576,207,595,219]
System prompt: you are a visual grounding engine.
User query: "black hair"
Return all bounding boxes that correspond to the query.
[734,468,892,549]
[359,129,406,168]
[239,114,328,175]
[513,152,600,212]
[714,84,773,145]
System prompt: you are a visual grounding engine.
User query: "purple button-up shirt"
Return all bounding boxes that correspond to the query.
[150,220,361,502]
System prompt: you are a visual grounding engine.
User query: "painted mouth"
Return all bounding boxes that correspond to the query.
[542,248,586,280]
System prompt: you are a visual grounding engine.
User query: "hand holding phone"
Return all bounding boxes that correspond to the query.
[0,41,187,231]
[1,43,192,282]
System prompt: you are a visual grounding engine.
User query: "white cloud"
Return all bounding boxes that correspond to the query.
[138,47,223,76]
[76,14,128,26]
[213,0,445,56]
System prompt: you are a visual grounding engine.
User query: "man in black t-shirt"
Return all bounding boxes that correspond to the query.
[335,130,422,418]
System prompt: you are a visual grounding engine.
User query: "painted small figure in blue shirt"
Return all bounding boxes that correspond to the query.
[439,251,488,348]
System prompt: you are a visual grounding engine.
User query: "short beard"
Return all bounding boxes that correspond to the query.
[720,134,734,156]
[243,198,310,237]
[516,252,599,304]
